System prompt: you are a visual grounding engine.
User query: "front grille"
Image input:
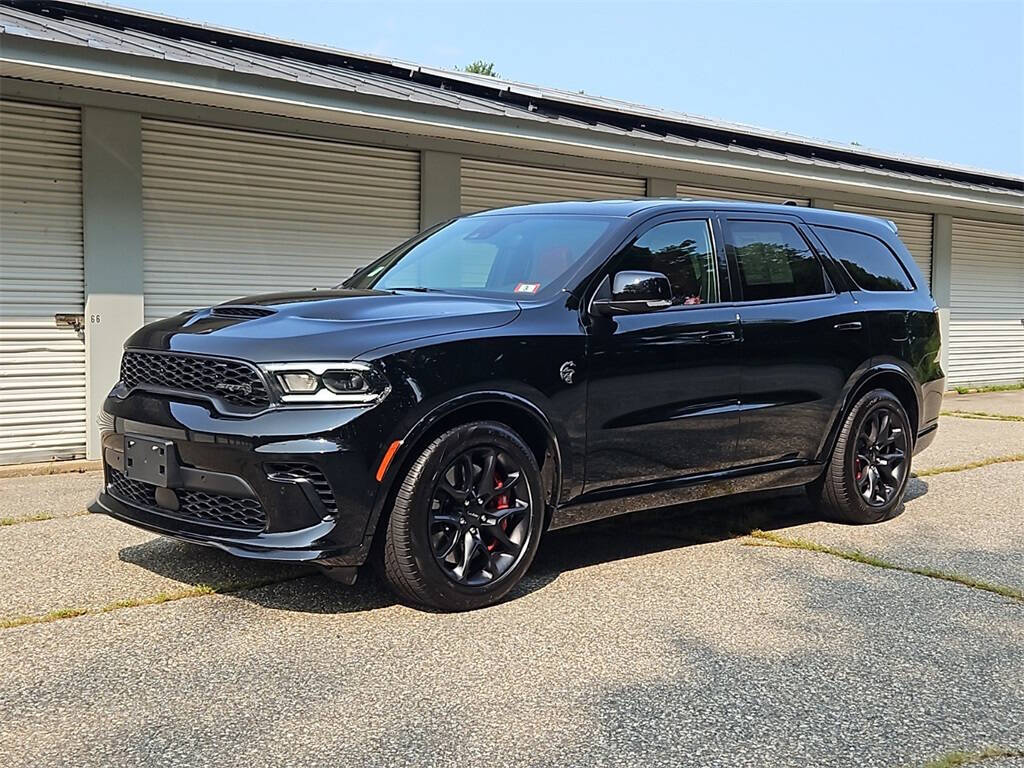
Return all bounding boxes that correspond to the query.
[106,468,267,531]
[120,350,270,408]
[265,463,338,516]
[107,466,156,508]
[211,306,275,318]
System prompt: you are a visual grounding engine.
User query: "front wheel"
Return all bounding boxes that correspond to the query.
[810,388,912,524]
[380,421,544,611]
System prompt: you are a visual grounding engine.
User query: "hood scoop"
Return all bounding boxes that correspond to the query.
[210,305,276,319]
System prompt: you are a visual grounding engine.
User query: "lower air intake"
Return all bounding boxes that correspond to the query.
[106,468,266,531]
[265,463,338,516]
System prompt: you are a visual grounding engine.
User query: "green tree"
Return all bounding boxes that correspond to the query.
[460,60,498,77]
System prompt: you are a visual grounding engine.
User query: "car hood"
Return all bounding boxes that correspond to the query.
[125,289,522,363]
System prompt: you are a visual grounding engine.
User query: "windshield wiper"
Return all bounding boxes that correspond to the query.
[386,286,445,293]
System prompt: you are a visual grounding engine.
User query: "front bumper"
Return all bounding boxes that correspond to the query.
[92,492,341,562]
[93,393,394,567]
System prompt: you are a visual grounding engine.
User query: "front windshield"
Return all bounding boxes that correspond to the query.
[345,214,616,299]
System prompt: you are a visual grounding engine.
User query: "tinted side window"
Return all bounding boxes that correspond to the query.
[812,225,913,292]
[616,219,718,305]
[726,220,828,301]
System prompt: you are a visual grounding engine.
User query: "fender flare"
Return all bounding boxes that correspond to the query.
[816,361,922,462]
[361,389,567,545]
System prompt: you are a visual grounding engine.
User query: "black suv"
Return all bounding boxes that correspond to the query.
[94,200,944,611]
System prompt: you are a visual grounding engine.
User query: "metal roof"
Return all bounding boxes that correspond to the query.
[2,0,1022,198]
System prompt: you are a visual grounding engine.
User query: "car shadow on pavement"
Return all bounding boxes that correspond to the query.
[530,488,819,578]
[904,476,929,503]
[525,476,927,583]
[118,478,930,615]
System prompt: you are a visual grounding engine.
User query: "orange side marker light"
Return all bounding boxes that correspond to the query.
[376,440,402,482]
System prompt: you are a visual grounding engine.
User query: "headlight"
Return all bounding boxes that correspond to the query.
[322,370,368,394]
[261,362,389,405]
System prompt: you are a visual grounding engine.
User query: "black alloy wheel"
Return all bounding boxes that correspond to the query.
[853,405,908,507]
[428,446,533,586]
[380,421,545,611]
[810,388,913,524]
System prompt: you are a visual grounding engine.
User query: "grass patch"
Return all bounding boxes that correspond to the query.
[941,410,1024,423]
[919,746,1024,768]
[952,381,1024,394]
[0,510,89,527]
[0,607,90,628]
[914,453,1024,478]
[0,575,304,630]
[1,513,57,526]
[745,530,1023,602]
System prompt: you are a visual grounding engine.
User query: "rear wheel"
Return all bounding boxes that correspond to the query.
[810,388,912,524]
[380,421,544,611]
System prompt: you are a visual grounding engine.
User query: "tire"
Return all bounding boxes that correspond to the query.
[809,388,913,524]
[379,421,545,611]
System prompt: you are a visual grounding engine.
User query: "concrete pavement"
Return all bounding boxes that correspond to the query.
[0,513,305,621]
[914,414,1023,472]
[0,392,1022,767]
[0,525,1020,768]
[944,389,1024,419]
[0,470,100,523]
[783,462,1024,591]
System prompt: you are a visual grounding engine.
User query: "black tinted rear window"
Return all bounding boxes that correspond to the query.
[813,225,914,292]
[726,220,829,301]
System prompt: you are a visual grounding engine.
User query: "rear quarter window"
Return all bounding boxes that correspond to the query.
[812,225,914,292]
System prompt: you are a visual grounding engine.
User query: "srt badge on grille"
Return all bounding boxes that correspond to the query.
[220,382,253,396]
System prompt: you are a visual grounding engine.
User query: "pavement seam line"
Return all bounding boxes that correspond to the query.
[941,410,1024,423]
[0,573,310,630]
[744,530,1023,602]
[913,453,1024,478]
[917,746,1024,768]
[1,511,89,527]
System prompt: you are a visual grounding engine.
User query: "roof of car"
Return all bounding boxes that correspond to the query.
[465,199,902,237]
[467,198,855,218]
[465,200,675,217]
[469,198,828,217]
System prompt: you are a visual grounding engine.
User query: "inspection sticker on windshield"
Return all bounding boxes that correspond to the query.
[515,283,540,294]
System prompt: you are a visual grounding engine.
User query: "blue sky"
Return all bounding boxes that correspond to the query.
[119,0,1023,175]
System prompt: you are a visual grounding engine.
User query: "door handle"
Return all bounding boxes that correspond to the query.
[833,321,862,331]
[700,330,738,344]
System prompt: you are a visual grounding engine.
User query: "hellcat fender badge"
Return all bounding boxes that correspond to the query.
[559,361,576,384]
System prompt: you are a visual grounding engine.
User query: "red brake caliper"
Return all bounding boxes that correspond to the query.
[487,474,509,551]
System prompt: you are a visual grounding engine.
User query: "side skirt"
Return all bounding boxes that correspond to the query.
[550,459,823,530]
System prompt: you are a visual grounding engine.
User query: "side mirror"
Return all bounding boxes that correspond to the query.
[591,271,673,316]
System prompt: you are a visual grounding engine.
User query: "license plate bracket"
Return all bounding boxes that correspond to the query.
[124,435,179,488]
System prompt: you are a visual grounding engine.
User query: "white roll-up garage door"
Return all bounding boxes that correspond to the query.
[834,203,933,288]
[461,159,645,214]
[675,183,809,206]
[0,101,86,465]
[947,218,1024,387]
[142,120,420,322]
